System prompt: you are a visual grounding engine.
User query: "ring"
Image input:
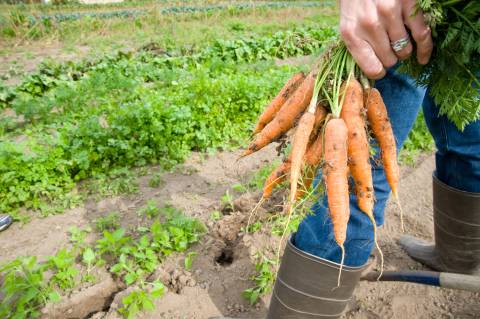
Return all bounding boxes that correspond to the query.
[391,36,410,52]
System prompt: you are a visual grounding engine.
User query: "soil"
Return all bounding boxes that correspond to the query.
[1,147,479,319]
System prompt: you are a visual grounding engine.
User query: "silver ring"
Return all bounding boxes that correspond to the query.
[391,36,410,52]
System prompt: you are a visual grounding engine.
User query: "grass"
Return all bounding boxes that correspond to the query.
[0,4,337,60]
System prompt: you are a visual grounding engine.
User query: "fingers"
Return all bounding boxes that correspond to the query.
[380,2,412,60]
[342,30,385,79]
[403,0,433,64]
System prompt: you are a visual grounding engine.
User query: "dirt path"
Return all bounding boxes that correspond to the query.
[1,149,479,319]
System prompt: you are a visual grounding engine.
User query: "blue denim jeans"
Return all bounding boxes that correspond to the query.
[295,67,480,267]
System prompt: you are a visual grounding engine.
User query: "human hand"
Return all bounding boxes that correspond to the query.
[339,0,433,79]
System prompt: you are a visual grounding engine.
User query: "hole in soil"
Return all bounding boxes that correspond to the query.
[215,247,234,266]
[221,205,233,215]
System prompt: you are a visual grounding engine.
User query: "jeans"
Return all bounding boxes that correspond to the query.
[295,67,480,267]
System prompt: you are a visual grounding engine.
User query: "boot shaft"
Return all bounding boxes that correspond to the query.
[433,175,480,274]
[267,235,366,319]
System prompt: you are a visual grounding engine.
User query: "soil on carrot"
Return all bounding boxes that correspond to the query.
[1,149,478,319]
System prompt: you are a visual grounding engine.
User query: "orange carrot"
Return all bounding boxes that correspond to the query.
[340,79,374,217]
[304,129,324,166]
[242,72,316,157]
[312,104,328,140]
[294,105,327,200]
[253,72,305,134]
[324,118,350,248]
[262,156,291,199]
[289,111,316,205]
[365,88,399,199]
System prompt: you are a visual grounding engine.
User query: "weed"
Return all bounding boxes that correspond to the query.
[118,280,165,319]
[245,221,262,233]
[82,247,97,283]
[96,228,132,258]
[139,200,160,219]
[68,226,91,251]
[248,160,281,191]
[95,212,120,232]
[243,255,276,305]
[47,249,79,290]
[148,173,163,188]
[210,210,222,221]
[232,183,247,193]
[184,252,198,270]
[221,190,235,212]
[0,256,60,319]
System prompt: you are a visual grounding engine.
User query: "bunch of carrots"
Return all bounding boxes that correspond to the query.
[241,44,401,281]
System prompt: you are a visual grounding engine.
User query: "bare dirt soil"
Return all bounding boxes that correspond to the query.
[1,147,479,319]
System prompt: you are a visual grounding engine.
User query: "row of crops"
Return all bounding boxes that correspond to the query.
[1,1,334,26]
[0,26,337,217]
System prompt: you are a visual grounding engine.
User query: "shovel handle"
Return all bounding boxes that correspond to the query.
[361,271,480,293]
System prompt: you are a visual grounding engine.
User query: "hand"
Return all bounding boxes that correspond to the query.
[339,0,433,79]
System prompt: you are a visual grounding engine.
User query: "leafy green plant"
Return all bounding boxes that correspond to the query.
[248,160,281,190]
[68,226,91,251]
[0,256,60,319]
[47,249,79,290]
[82,247,97,283]
[210,210,222,221]
[245,221,262,233]
[148,173,163,188]
[95,212,120,232]
[96,228,132,258]
[184,252,198,270]
[118,280,165,319]
[243,255,276,305]
[221,190,235,212]
[139,200,160,219]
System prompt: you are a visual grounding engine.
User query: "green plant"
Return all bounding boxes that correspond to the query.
[184,252,198,270]
[248,160,281,190]
[82,247,97,283]
[243,255,276,305]
[148,173,163,188]
[232,183,247,193]
[95,212,121,232]
[96,228,132,258]
[47,249,79,290]
[210,210,222,221]
[68,226,91,251]
[139,200,160,219]
[245,221,262,233]
[221,190,235,212]
[118,280,165,319]
[271,213,304,236]
[0,256,61,319]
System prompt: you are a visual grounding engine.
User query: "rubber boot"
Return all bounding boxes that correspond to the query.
[266,234,367,319]
[210,235,367,319]
[399,175,480,275]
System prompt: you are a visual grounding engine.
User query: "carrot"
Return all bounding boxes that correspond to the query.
[304,127,324,166]
[365,88,399,197]
[242,71,316,157]
[324,118,349,285]
[262,156,291,199]
[289,111,316,206]
[340,79,385,278]
[340,79,374,218]
[253,72,305,135]
[311,104,328,140]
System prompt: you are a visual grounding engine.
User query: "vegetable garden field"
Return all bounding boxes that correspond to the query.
[0,1,478,318]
